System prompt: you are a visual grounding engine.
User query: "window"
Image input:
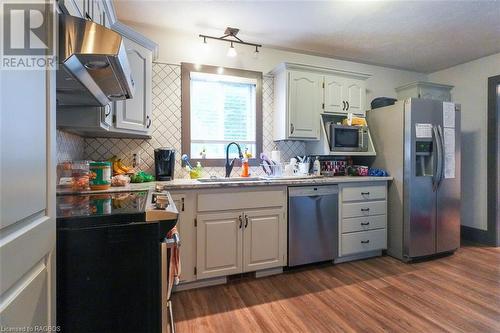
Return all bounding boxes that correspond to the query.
[181,63,262,166]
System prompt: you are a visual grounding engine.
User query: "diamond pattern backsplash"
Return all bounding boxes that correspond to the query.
[62,63,305,179]
[57,130,85,163]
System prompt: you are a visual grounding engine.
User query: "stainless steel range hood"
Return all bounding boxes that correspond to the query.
[57,15,134,106]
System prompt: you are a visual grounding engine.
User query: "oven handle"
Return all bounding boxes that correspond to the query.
[161,233,181,248]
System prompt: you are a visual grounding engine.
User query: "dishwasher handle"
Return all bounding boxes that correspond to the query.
[288,185,339,197]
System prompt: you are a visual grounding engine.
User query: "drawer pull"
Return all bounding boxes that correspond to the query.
[360,208,370,212]
[361,192,370,195]
[361,240,370,244]
[361,222,370,226]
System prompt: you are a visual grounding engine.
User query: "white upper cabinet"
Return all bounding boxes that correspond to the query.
[343,78,366,115]
[324,76,366,115]
[114,38,153,135]
[324,76,344,113]
[395,81,453,102]
[272,63,370,141]
[288,71,323,139]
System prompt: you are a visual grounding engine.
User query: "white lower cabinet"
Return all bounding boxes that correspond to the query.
[338,182,388,260]
[192,187,287,281]
[196,212,243,279]
[341,229,387,256]
[243,209,284,272]
[196,209,285,280]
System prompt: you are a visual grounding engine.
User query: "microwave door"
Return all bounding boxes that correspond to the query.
[332,127,359,151]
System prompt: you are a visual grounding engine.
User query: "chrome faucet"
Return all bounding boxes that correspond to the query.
[225,142,243,178]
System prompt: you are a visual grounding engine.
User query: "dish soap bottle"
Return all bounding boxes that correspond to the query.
[241,148,252,177]
[312,156,321,176]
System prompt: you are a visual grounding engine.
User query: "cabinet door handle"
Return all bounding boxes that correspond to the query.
[290,123,295,135]
[361,192,370,195]
[146,116,152,128]
[361,222,370,226]
[104,106,111,117]
[361,240,370,244]
[361,208,370,212]
[342,101,346,111]
[238,215,243,228]
[346,101,350,110]
[244,215,249,228]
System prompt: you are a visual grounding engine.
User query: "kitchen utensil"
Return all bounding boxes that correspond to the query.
[296,155,306,163]
[261,160,273,176]
[181,154,193,169]
[298,162,310,175]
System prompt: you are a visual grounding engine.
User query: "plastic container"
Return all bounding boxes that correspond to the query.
[89,161,112,190]
[71,161,90,191]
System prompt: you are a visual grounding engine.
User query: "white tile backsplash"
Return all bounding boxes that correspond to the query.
[59,63,305,178]
[57,130,85,163]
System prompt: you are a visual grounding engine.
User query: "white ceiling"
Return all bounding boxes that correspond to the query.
[114,1,500,73]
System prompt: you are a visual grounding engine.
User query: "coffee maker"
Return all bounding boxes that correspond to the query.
[154,148,175,181]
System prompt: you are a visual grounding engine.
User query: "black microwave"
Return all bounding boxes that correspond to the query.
[329,124,369,152]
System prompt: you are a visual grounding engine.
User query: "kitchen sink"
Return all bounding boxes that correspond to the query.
[197,177,263,183]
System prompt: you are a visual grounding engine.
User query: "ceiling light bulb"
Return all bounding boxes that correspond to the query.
[253,46,259,59]
[227,42,237,57]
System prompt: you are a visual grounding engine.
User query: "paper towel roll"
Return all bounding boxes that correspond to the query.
[271,150,281,163]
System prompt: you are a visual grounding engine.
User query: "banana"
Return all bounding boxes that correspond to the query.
[116,159,132,173]
[113,161,126,175]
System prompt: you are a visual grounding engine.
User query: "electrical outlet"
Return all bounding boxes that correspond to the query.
[132,151,141,168]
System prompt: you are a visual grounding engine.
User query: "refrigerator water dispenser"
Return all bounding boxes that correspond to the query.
[415,140,433,177]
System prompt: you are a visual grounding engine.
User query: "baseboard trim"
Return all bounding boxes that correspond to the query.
[255,267,283,278]
[334,250,383,264]
[461,225,496,246]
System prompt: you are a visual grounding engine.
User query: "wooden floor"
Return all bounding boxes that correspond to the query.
[172,244,500,333]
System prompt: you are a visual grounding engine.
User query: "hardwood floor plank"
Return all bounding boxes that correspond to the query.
[172,245,500,333]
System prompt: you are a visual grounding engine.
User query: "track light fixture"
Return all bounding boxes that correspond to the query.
[199,27,262,58]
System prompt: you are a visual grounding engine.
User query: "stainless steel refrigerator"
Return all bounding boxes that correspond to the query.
[367,98,461,261]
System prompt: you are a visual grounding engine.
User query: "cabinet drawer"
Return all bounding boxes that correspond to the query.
[342,201,386,218]
[198,190,285,212]
[341,229,387,256]
[342,185,386,202]
[341,215,386,234]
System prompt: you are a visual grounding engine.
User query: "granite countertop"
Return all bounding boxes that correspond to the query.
[57,176,392,195]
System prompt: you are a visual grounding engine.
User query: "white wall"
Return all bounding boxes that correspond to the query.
[429,52,500,231]
[125,22,427,104]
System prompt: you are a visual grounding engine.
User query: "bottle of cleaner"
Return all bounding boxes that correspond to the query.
[241,148,251,177]
[313,156,321,176]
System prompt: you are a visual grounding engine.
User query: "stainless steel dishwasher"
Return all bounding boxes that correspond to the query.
[288,185,339,266]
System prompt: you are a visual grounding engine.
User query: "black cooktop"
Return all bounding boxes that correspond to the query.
[56,191,150,228]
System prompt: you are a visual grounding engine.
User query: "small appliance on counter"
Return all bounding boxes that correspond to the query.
[155,148,176,181]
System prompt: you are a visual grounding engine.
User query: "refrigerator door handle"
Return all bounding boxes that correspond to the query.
[432,126,443,192]
[437,125,445,188]
[432,125,443,192]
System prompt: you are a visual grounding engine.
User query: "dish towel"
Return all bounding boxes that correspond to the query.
[168,226,181,287]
